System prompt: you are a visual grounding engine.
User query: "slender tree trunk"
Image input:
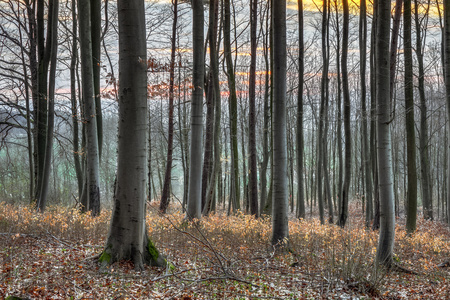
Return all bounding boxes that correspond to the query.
[203,0,221,216]
[296,0,305,219]
[260,0,271,215]
[360,0,373,227]
[187,0,205,220]
[79,0,101,216]
[224,0,240,212]
[160,0,178,214]
[333,0,343,220]
[376,0,395,266]
[34,0,50,205]
[248,0,259,217]
[390,0,402,103]
[404,0,418,234]
[91,0,102,159]
[271,0,289,246]
[371,0,380,231]
[444,0,450,225]
[101,0,165,269]
[338,0,351,227]
[415,0,433,220]
[70,0,83,201]
[37,0,59,211]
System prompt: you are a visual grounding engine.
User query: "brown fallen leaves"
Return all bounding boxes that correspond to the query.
[0,202,449,299]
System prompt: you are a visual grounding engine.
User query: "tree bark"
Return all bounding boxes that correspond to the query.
[338,0,351,227]
[101,0,165,269]
[248,0,258,217]
[79,0,101,216]
[36,0,59,211]
[414,0,433,220]
[360,0,373,227]
[224,0,240,213]
[376,0,395,266]
[160,0,178,214]
[186,0,205,220]
[404,0,418,234]
[271,0,289,246]
[444,0,450,226]
[296,0,305,219]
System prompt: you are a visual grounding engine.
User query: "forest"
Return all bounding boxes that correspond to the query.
[1,0,450,298]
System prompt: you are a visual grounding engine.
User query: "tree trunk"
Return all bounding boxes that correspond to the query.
[338,0,351,228]
[404,0,418,234]
[79,0,101,216]
[360,0,373,227]
[224,0,240,212]
[37,0,59,211]
[203,0,221,216]
[160,0,178,214]
[186,0,205,220]
[271,0,289,246]
[101,0,165,270]
[296,0,305,219]
[70,0,83,201]
[91,0,102,159]
[248,0,258,217]
[444,0,450,226]
[414,0,433,220]
[375,0,395,266]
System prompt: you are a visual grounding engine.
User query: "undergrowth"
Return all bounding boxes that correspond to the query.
[1,201,449,299]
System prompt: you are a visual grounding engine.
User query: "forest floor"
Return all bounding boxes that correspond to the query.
[0,201,449,299]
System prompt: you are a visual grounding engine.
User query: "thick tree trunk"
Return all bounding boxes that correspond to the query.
[404,0,418,234]
[186,0,205,220]
[376,0,395,266]
[101,0,165,270]
[271,0,289,246]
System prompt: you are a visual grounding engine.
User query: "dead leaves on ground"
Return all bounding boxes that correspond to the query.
[0,202,449,299]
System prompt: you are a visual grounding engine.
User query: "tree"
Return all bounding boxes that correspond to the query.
[444,0,450,225]
[404,0,418,234]
[79,0,101,216]
[414,0,433,220]
[160,0,178,214]
[271,0,289,246]
[296,0,305,219]
[248,0,258,217]
[203,0,221,216]
[101,0,165,269]
[359,0,373,227]
[35,0,59,211]
[186,0,205,220]
[338,0,351,227]
[224,0,240,213]
[375,0,395,266]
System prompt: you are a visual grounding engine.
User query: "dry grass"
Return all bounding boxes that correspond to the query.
[1,201,449,299]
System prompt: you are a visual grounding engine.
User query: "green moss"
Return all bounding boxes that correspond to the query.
[168,261,175,271]
[99,250,112,265]
[147,239,159,261]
